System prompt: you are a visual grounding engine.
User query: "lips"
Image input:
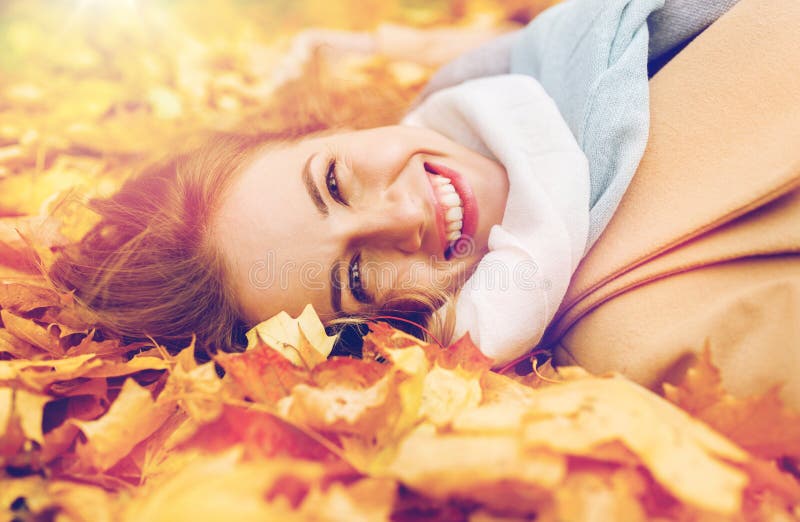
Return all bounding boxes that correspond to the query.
[424,161,479,259]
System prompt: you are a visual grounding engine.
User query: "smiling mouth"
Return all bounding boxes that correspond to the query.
[424,161,478,260]
[431,173,464,241]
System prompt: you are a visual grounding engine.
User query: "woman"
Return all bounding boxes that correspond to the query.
[53,0,799,399]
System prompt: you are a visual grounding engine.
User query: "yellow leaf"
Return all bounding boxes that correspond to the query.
[385,423,566,503]
[521,377,748,514]
[1,309,60,355]
[246,303,335,368]
[123,450,321,522]
[298,477,396,522]
[547,470,648,522]
[166,359,225,423]
[80,355,170,378]
[15,388,50,444]
[46,480,118,522]
[71,378,176,471]
[0,353,100,391]
[0,386,13,439]
[279,375,393,436]
[420,365,482,427]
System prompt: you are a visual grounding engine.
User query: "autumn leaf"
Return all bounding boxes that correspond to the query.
[423,332,493,373]
[2,1,800,520]
[244,303,336,368]
[519,378,749,514]
[664,347,800,459]
[181,405,347,463]
[70,378,176,471]
[215,343,309,404]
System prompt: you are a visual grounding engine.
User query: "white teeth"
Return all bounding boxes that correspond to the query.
[445,205,463,221]
[431,174,464,242]
[439,191,460,207]
[437,183,456,195]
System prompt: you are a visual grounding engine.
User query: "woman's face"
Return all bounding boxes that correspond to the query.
[212,125,509,324]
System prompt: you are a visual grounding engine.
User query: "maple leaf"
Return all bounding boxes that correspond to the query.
[244,303,336,369]
[181,404,347,464]
[5,1,800,520]
[0,282,65,313]
[361,321,427,359]
[70,378,176,471]
[520,377,749,514]
[384,423,566,513]
[1,309,62,356]
[215,344,309,404]
[310,356,388,388]
[422,332,493,373]
[664,347,800,459]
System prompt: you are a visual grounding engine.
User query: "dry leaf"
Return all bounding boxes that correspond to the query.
[245,303,336,368]
[2,1,799,520]
[664,348,800,459]
[71,378,175,471]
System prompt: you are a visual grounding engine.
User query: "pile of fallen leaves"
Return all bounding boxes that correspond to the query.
[2,0,800,520]
[1,288,799,521]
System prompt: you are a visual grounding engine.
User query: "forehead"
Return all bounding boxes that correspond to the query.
[211,139,338,323]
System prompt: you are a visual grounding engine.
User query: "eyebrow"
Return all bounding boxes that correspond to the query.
[304,152,344,314]
[303,153,329,217]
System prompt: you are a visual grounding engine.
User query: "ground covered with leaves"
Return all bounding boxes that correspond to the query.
[1,1,799,520]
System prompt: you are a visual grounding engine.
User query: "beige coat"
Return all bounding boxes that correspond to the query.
[546,0,800,409]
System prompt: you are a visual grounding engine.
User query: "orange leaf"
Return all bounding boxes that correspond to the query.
[362,321,426,359]
[425,333,493,373]
[664,348,800,459]
[215,344,309,404]
[311,356,388,388]
[0,283,63,313]
[184,405,347,464]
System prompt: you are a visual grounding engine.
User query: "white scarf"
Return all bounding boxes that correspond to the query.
[403,75,589,365]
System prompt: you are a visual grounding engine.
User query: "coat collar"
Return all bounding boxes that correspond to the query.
[547,0,800,342]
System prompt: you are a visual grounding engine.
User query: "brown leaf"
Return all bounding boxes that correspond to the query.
[0,387,26,458]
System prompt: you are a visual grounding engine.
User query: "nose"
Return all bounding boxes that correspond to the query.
[355,193,425,253]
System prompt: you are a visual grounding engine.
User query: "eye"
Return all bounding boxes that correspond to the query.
[348,252,372,304]
[325,158,348,206]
